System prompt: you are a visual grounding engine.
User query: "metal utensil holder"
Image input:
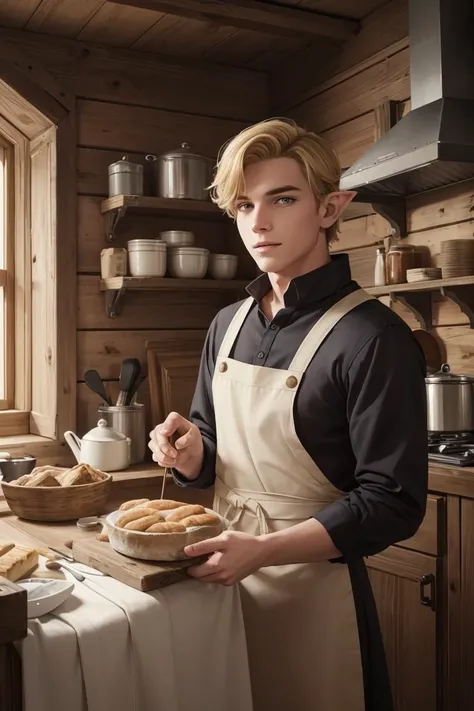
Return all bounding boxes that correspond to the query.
[98,403,146,465]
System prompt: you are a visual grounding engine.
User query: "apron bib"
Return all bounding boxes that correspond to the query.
[212,288,376,711]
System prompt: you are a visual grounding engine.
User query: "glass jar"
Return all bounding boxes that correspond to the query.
[386,244,415,284]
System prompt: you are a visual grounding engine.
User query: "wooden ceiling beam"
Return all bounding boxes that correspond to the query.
[107,0,359,42]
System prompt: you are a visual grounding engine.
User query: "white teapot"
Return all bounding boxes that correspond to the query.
[64,420,131,472]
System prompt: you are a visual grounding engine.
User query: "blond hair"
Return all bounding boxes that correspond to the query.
[209,118,342,245]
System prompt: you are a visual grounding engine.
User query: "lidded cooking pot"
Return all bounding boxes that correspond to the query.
[146,142,214,201]
[108,155,144,198]
[426,363,474,433]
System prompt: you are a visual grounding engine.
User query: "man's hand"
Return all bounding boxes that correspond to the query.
[184,531,268,585]
[148,411,204,480]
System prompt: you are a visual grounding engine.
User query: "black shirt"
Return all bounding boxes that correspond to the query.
[174,253,428,560]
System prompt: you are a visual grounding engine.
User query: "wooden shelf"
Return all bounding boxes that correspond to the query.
[100,275,248,318]
[367,275,474,330]
[100,194,226,240]
[100,195,401,241]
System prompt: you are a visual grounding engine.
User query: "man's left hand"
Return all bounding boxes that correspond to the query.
[184,531,267,585]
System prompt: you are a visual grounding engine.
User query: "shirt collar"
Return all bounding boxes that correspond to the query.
[246,253,354,308]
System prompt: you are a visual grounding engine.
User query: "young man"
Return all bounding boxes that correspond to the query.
[149,118,428,711]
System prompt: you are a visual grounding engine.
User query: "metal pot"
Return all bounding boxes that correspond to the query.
[108,156,144,198]
[426,363,474,432]
[146,143,214,201]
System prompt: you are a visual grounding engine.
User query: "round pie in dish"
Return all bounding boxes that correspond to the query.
[105,504,226,561]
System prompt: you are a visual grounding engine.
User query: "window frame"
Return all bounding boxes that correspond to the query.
[0,72,76,461]
[0,116,31,435]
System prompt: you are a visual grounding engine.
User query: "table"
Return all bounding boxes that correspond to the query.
[0,477,253,711]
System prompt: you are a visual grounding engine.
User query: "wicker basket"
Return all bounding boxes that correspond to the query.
[1,474,113,522]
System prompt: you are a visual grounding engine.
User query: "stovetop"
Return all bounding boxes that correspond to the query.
[428,431,474,466]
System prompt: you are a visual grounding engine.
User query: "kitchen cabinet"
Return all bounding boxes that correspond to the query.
[366,493,446,711]
[461,498,474,711]
[367,548,439,711]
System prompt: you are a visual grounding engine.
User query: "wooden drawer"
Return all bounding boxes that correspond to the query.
[397,495,445,556]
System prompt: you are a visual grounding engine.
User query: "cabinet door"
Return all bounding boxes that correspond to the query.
[461,499,474,711]
[366,547,439,711]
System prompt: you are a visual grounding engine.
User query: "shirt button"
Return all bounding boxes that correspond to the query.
[257,352,265,359]
[270,324,277,330]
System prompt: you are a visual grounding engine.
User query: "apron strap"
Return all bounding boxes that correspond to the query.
[218,296,254,359]
[289,289,376,373]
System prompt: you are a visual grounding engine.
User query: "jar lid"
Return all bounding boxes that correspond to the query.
[388,243,414,251]
[108,156,143,175]
[160,142,212,162]
[425,363,474,383]
[83,419,127,442]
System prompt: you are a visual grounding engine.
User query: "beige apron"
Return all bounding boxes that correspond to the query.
[212,288,376,711]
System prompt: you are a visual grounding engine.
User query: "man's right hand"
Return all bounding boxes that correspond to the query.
[148,411,204,481]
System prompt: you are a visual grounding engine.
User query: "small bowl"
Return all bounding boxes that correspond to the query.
[159,230,195,247]
[167,247,209,279]
[0,455,36,482]
[208,254,238,280]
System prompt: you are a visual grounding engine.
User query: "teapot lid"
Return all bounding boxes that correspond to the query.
[83,419,127,442]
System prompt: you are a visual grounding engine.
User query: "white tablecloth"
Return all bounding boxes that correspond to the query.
[17,561,253,711]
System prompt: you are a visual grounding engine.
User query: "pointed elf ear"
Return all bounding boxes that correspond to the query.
[319,191,357,227]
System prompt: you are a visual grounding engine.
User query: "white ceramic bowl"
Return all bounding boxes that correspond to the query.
[127,239,165,251]
[19,578,75,618]
[167,247,209,279]
[128,240,167,277]
[208,253,238,280]
[159,230,195,247]
[105,506,226,561]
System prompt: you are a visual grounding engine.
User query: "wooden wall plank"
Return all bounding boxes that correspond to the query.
[323,111,375,169]
[291,47,409,133]
[77,275,239,330]
[271,0,408,112]
[407,179,474,233]
[0,29,267,122]
[77,328,207,380]
[77,99,245,157]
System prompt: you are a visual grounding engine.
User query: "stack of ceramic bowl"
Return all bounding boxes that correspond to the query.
[159,230,195,248]
[208,253,239,280]
[440,239,474,278]
[406,267,442,283]
[127,239,167,277]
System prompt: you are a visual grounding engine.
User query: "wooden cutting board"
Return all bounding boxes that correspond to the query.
[72,537,206,592]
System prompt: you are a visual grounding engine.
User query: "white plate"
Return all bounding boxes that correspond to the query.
[19,578,75,618]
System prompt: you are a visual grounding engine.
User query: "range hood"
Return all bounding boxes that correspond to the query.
[340,0,474,198]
